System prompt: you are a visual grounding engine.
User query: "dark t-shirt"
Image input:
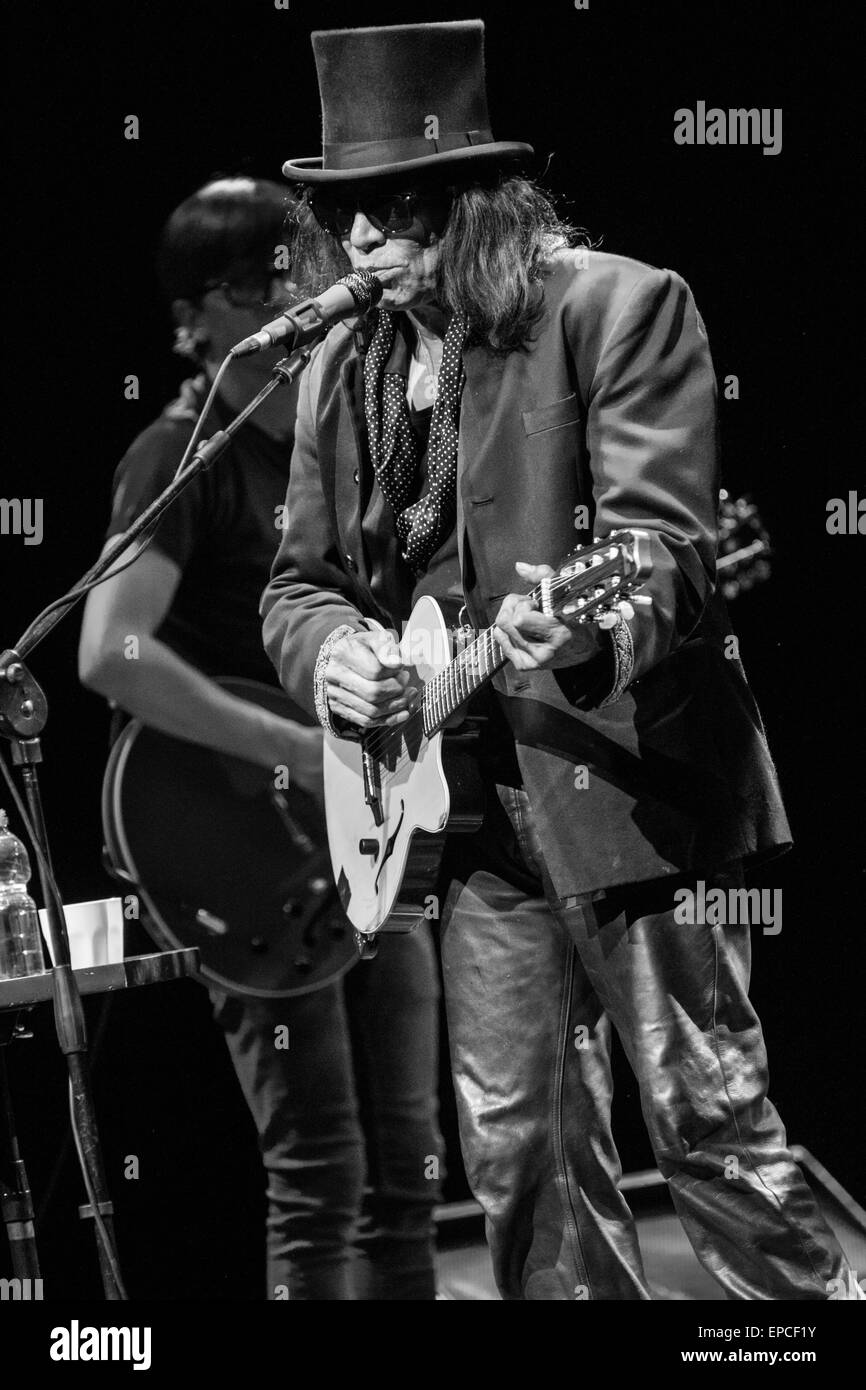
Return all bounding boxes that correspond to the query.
[106,375,292,686]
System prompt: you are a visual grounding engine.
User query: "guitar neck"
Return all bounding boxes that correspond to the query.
[418,533,648,736]
[421,623,509,737]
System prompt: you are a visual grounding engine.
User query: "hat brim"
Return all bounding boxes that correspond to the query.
[281,142,535,184]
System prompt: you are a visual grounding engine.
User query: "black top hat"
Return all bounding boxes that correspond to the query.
[282,20,534,185]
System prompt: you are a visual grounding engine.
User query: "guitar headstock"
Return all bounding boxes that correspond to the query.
[537,530,653,626]
[531,495,770,626]
[717,490,772,600]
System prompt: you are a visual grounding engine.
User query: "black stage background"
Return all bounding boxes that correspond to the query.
[2,1,862,1300]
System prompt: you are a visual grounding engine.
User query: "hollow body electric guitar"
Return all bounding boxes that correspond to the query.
[324,531,653,946]
[103,677,357,998]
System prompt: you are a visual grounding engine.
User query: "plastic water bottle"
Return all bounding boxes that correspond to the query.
[0,809,46,980]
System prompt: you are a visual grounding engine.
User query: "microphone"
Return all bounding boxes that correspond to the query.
[230,268,384,357]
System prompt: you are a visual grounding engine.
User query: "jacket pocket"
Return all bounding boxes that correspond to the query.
[522,392,582,436]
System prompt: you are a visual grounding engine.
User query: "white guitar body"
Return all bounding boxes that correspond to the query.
[323,595,452,939]
[322,528,654,950]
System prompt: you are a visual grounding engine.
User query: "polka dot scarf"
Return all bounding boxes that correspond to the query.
[363,308,468,575]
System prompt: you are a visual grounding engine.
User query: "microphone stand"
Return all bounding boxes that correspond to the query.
[0,346,311,1298]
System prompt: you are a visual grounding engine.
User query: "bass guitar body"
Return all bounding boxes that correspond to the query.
[102,677,357,998]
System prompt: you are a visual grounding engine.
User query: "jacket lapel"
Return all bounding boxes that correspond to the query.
[456,347,510,615]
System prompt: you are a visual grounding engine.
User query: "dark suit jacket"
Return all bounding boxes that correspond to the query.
[261,249,791,900]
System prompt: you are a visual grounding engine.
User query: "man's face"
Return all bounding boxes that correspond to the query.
[313,185,452,312]
[181,272,297,376]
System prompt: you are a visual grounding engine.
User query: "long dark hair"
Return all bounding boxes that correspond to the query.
[438,176,587,351]
[288,174,589,354]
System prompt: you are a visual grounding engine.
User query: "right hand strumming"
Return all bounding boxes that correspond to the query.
[325,630,418,730]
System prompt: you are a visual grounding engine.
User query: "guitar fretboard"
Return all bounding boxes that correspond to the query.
[417,540,639,738]
[421,625,507,736]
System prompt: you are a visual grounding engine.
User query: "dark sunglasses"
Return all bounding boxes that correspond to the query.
[310,188,451,239]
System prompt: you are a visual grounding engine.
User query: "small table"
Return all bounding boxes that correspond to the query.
[0,949,199,1294]
[0,948,199,1010]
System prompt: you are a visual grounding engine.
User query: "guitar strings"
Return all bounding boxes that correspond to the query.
[361,570,554,767]
[358,564,627,791]
[362,557,625,767]
[358,631,503,790]
[363,617,503,763]
[361,565,623,777]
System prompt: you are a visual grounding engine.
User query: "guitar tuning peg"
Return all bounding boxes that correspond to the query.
[597,600,636,629]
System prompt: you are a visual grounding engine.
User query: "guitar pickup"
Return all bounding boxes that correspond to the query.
[361,745,384,827]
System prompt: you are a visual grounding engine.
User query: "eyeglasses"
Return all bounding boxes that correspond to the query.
[201,272,298,314]
[310,189,450,239]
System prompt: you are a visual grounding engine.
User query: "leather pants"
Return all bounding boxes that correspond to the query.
[439,784,859,1300]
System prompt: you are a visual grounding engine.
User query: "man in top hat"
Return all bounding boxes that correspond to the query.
[261,21,861,1300]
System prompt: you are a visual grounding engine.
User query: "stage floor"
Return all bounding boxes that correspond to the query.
[435,1171,866,1300]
